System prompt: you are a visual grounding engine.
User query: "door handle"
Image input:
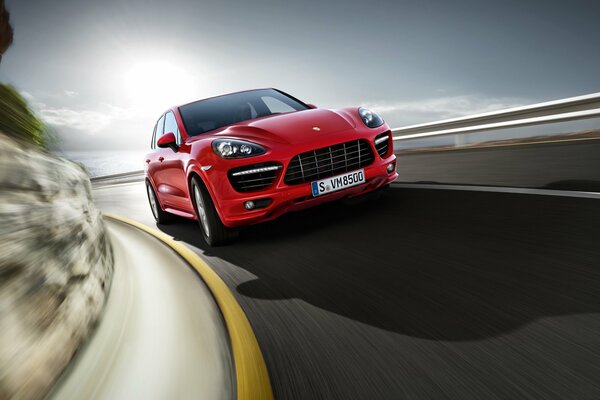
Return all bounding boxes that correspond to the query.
[158,157,164,162]
[145,159,151,164]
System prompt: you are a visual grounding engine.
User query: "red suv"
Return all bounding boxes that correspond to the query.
[145,88,397,245]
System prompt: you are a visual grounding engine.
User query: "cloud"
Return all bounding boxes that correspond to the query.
[37,104,132,134]
[19,91,134,134]
[363,95,528,127]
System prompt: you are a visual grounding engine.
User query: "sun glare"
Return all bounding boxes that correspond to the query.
[123,61,197,113]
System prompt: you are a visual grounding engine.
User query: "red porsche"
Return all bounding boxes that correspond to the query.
[145,88,397,245]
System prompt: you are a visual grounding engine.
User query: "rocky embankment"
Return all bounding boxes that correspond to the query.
[0,133,113,399]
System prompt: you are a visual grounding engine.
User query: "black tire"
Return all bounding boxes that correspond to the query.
[191,176,238,246]
[146,180,175,224]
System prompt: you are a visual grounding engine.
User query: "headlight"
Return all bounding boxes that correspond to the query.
[359,107,384,128]
[212,139,266,159]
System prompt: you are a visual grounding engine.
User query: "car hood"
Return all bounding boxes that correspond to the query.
[210,109,357,144]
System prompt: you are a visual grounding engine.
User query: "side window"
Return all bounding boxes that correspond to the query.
[261,96,297,114]
[153,115,165,149]
[164,112,181,145]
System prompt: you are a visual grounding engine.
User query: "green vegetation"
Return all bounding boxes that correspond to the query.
[0,83,50,148]
[0,4,50,148]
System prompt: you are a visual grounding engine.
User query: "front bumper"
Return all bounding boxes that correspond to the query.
[206,152,397,228]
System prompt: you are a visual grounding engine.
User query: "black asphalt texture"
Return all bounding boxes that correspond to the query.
[396,139,600,192]
[154,185,600,400]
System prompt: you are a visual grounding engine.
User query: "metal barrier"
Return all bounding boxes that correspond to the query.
[391,92,600,192]
[90,170,144,185]
[392,92,600,145]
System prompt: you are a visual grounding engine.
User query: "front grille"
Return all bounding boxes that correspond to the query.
[374,132,391,157]
[228,162,282,192]
[284,139,374,185]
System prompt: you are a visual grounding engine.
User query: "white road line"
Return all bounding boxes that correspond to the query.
[392,182,600,199]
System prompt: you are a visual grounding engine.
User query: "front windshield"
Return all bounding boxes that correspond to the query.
[179,89,309,136]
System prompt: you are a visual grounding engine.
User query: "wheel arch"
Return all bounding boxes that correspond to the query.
[186,166,226,223]
[145,176,166,211]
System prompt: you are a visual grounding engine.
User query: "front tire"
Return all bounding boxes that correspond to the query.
[146,181,174,224]
[191,177,238,246]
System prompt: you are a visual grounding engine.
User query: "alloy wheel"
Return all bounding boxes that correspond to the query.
[147,184,159,219]
[194,185,210,238]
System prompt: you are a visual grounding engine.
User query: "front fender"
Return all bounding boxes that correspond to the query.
[186,161,225,221]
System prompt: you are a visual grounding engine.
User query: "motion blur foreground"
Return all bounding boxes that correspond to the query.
[0,72,114,400]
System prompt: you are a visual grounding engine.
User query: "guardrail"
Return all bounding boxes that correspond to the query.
[391,92,600,141]
[90,170,144,185]
[391,92,600,192]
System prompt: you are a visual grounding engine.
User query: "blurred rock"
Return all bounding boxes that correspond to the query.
[0,132,113,399]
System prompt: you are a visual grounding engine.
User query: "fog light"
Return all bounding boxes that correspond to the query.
[244,201,255,210]
[387,163,395,173]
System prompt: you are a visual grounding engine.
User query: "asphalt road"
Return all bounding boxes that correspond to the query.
[396,138,600,191]
[93,181,600,399]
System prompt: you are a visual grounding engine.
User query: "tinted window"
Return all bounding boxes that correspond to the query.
[247,102,258,119]
[164,112,180,144]
[179,89,308,136]
[152,115,165,148]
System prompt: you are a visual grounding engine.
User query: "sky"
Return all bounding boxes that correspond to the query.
[1,0,599,151]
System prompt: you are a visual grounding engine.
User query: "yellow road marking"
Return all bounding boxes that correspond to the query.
[104,213,273,400]
[396,134,600,154]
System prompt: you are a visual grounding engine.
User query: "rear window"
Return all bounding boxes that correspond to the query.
[179,89,308,136]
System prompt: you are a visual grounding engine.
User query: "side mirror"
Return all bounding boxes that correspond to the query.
[157,132,178,152]
[307,103,318,109]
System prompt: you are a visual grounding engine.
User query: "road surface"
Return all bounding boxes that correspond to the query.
[91,181,600,399]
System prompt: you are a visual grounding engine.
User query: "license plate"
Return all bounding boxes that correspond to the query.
[311,169,365,197]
